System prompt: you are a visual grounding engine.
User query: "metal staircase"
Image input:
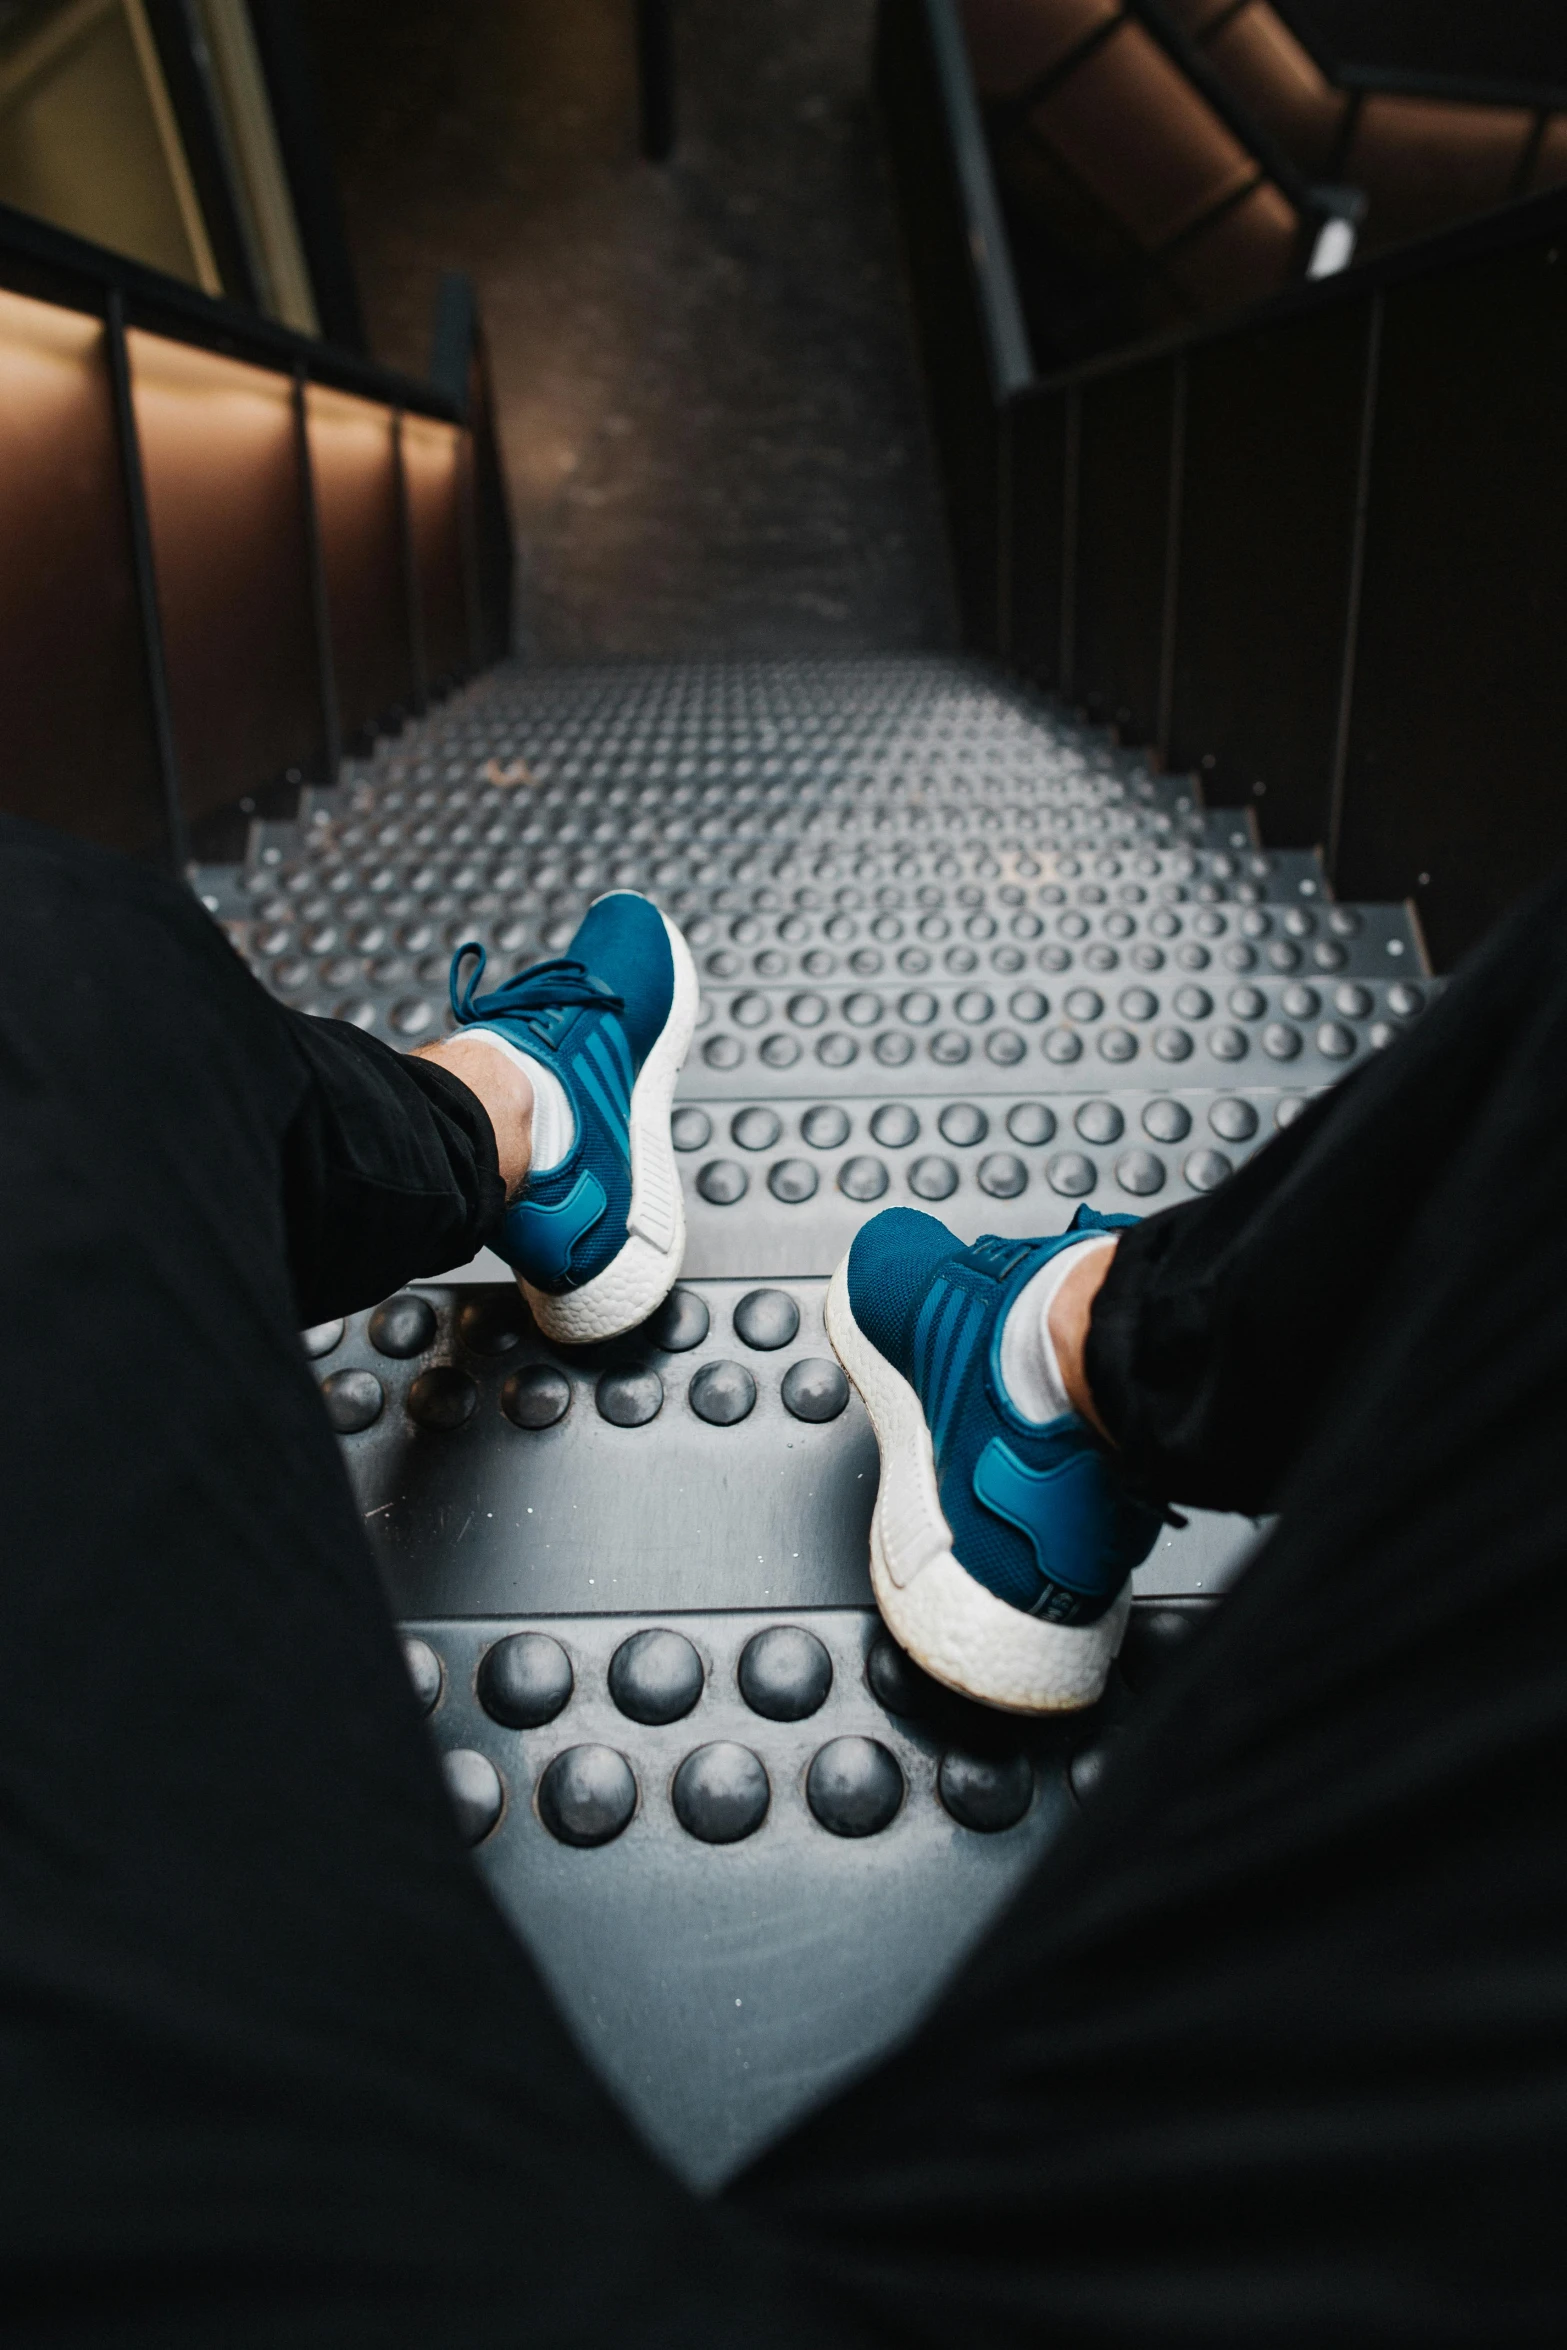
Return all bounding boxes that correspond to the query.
[195,650,1431,2185]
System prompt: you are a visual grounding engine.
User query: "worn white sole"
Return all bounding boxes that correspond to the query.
[825,1253,1130,1714]
[522,907,698,1344]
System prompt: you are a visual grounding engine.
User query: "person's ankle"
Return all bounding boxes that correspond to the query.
[416,1034,534,1198]
[1045,1238,1116,1441]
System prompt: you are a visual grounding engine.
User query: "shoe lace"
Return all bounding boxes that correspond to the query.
[449,942,625,1037]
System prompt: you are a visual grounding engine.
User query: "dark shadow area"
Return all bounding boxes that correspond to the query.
[305,0,957,660]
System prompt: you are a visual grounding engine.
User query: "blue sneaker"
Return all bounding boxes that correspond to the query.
[448,892,697,1344]
[826,1206,1165,1712]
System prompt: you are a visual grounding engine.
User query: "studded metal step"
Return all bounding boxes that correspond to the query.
[308,1277,1259,1617]
[203,655,1429,2185]
[402,1604,1098,2187]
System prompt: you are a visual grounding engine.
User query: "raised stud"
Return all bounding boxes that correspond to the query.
[442,1748,503,1845]
[1118,1605,1203,1694]
[866,1631,938,1717]
[408,1366,478,1431]
[1006,1102,1055,1146]
[609,1628,704,1724]
[938,1102,988,1147]
[801,1103,851,1149]
[739,1624,833,1719]
[479,1631,574,1727]
[537,1745,637,1847]
[807,1736,904,1837]
[938,1750,1033,1833]
[1046,1152,1096,1197]
[977,1152,1027,1199]
[1183,1148,1233,1192]
[870,1102,919,1148]
[671,1106,712,1152]
[1074,1100,1123,1145]
[1141,1098,1190,1142]
[302,1318,344,1358]
[768,1158,819,1203]
[1208,1097,1258,1141]
[697,1160,748,1206]
[649,1288,709,1352]
[732,1106,782,1151]
[689,1360,758,1425]
[502,1364,571,1428]
[1115,1149,1165,1196]
[321,1368,384,1433]
[402,1634,442,1715]
[672,1742,771,1843]
[734,1289,800,1350]
[456,1293,526,1355]
[838,1154,889,1201]
[781,1358,849,1422]
[595,1368,664,1426]
[369,1293,437,1358]
[908,1155,959,1201]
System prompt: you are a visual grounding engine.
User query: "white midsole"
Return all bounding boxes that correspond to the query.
[825,1254,1129,1714]
[523,906,698,1344]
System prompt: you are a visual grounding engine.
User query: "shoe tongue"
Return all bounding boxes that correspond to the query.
[509,1000,582,1051]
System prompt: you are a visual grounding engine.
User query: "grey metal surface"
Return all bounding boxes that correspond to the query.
[668,1083,1292,1278]
[317,1277,1261,1617]
[200,654,1419,2181]
[413,1605,1075,2185]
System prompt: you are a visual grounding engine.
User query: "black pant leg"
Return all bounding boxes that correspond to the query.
[279,1009,506,1324]
[736,874,1567,2343]
[1085,864,1567,1512]
[0,821,851,2347]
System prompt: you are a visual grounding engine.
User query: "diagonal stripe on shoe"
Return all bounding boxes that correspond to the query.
[448,891,697,1343]
[826,1205,1166,1713]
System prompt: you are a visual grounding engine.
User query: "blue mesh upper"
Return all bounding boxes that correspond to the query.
[561,893,674,1062]
[845,1205,1163,1625]
[447,892,675,1295]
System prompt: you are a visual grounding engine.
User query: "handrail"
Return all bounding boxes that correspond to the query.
[0,197,460,420]
[921,0,1033,401]
[1027,174,1567,399]
[0,212,511,874]
[880,0,1567,971]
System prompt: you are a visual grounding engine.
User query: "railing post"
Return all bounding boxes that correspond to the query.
[636,0,676,162]
[105,288,187,870]
[1327,292,1383,877]
[293,361,342,785]
[1156,351,1188,764]
[1059,384,1081,701]
[392,409,428,716]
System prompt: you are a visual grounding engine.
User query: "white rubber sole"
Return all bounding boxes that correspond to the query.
[825,1253,1130,1714]
[522,906,698,1344]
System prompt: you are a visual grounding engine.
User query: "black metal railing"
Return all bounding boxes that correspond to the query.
[878,0,1567,969]
[0,200,511,870]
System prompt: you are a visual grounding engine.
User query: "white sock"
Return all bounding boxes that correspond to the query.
[461,1029,577,1172]
[998,1236,1115,1426]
